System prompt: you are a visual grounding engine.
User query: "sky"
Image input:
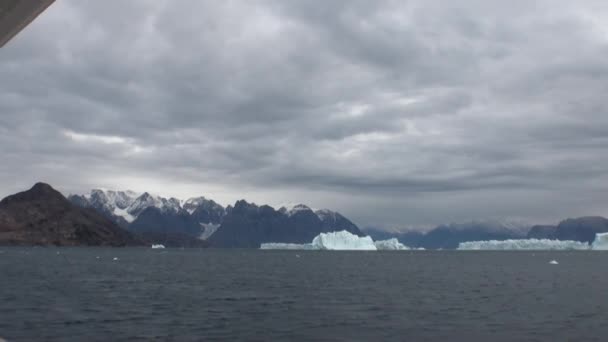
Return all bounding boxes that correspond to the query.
[2,0,608,230]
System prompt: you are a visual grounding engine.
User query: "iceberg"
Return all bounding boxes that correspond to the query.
[457,239,589,250]
[592,232,608,250]
[261,231,379,251]
[374,238,410,250]
[311,231,377,250]
[151,244,166,249]
[260,243,314,250]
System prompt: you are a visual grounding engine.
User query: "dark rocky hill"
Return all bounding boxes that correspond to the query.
[0,183,141,246]
[526,225,557,240]
[554,217,608,243]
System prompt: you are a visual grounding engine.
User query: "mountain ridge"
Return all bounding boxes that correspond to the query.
[0,183,142,246]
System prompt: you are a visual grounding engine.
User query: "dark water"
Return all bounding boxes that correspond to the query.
[1,249,608,341]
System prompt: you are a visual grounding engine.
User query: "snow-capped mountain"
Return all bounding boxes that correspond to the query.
[126,192,181,217]
[68,189,142,226]
[282,204,314,217]
[183,196,226,225]
[68,190,184,225]
[69,189,365,247]
[208,200,363,248]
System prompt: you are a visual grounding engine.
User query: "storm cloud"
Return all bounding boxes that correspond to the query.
[2,0,608,228]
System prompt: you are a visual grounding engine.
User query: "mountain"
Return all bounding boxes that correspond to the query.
[68,189,141,228]
[554,217,608,243]
[315,209,362,233]
[208,201,363,248]
[183,197,225,222]
[69,189,228,246]
[0,183,141,246]
[526,225,557,240]
[183,197,226,239]
[69,189,370,248]
[126,192,181,217]
[418,220,529,249]
[129,207,202,237]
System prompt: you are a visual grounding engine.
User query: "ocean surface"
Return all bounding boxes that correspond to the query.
[1,248,608,341]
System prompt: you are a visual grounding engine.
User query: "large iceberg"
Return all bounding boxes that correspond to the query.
[260,231,422,251]
[312,231,377,250]
[261,231,402,251]
[458,239,590,250]
[592,232,608,250]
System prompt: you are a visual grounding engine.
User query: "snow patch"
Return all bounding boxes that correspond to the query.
[113,207,135,223]
[199,223,220,240]
[315,209,336,221]
[287,204,313,217]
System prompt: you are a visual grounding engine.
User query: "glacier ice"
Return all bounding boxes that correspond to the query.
[458,239,590,250]
[260,243,314,250]
[260,231,608,251]
[592,232,608,250]
[199,223,220,240]
[113,206,135,223]
[261,231,422,251]
[312,231,377,250]
[374,238,410,250]
[261,231,377,250]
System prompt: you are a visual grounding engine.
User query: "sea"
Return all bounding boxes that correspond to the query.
[1,248,607,341]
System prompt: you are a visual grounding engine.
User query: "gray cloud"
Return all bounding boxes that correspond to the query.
[2,0,608,229]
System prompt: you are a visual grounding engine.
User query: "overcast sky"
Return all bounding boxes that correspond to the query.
[2,0,608,229]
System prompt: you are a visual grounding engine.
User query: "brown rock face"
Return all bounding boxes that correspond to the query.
[0,183,142,246]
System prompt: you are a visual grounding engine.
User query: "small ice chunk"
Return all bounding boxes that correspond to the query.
[549,260,559,265]
[113,257,119,261]
[151,244,165,249]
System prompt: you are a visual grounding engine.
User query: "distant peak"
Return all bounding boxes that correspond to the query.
[287,204,313,216]
[31,182,55,192]
[1,182,66,205]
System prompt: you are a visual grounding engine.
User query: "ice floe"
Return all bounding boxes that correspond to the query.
[457,239,589,250]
